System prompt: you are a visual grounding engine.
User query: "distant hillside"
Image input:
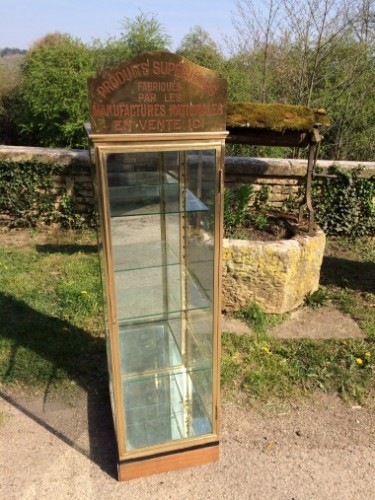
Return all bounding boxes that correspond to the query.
[0,47,27,57]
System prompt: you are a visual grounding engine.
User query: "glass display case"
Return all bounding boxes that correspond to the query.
[87,52,227,481]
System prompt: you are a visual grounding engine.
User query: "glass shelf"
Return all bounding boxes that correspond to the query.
[119,312,213,451]
[110,213,180,271]
[123,368,212,451]
[118,314,212,377]
[114,264,211,322]
[109,185,209,218]
[119,321,182,375]
[111,215,214,273]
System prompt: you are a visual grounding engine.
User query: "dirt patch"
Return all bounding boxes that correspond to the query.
[270,306,364,339]
[222,316,252,335]
[0,227,97,249]
[223,306,364,339]
[1,390,375,499]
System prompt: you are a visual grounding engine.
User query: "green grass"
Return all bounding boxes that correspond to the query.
[0,229,107,394]
[222,333,375,405]
[321,237,375,338]
[234,302,289,336]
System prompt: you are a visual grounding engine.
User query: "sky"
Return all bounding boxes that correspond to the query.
[0,0,239,51]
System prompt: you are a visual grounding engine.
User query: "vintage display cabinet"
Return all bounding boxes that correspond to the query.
[87,52,227,481]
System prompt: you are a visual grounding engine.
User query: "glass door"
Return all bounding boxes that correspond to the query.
[100,146,219,454]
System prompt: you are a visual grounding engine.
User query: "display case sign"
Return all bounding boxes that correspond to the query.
[88,52,227,134]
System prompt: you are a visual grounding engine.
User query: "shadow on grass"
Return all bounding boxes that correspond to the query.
[321,256,375,294]
[35,243,99,255]
[0,292,117,479]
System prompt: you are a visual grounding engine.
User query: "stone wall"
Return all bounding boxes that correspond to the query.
[0,146,94,218]
[225,157,375,208]
[1,145,374,214]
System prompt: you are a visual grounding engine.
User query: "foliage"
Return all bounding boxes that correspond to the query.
[227,0,375,161]
[304,287,328,308]
[120,11,172,58]
[313,167,375,237]
[2,3,375,163]
[0,160,57,227]
[6,14,173,148]
[223,182,292,238]
[234,302,288,335]
[224,184,253,237]
[0,160,95,229]
[90,36,130,68]
[225,144,258,157]
[0,56,23,144]
[220,54,254,102]
[177,26,224,69]
[58,192,96,230]
[225,143,286,158]
[16,33,96,148]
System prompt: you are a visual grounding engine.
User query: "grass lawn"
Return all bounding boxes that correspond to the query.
[0,229,107,395]
[0,229,374,406]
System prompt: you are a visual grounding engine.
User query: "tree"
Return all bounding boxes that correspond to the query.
[0,55,22,144]
[120,11,171,58]
[177,26,224,69]
[228,0,375,160]
[231,0,285,102]
[16,33,95,148]
[90,36,130,69]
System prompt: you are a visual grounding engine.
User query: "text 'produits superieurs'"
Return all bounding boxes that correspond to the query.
[95,60,219,99]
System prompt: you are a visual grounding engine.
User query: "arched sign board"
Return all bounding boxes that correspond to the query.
[88,52,227,135]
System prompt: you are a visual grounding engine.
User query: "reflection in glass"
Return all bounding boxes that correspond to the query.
[104,149,216,451]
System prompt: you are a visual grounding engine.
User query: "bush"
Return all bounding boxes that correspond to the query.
[313,167,375,237]
[16,33,96,148]
[0,160,95,229]
[224,184,253,237]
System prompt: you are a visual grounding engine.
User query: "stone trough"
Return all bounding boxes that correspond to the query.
[222,229,326,315]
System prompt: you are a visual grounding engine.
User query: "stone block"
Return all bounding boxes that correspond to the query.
[222,229,326,314]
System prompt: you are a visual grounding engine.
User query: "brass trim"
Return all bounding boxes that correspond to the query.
[118,434,220,461]
[119,440,219,464]
[96,148,127,456]
[89,131,228,143]
[91,133,226,460]
[214,140,225,435]
[91,140,226,155]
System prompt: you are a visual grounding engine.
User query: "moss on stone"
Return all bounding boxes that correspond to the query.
[227,102,330,132]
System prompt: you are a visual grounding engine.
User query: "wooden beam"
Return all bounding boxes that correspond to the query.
[226,128,311,147]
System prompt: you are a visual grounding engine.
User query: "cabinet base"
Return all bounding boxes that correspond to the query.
[117,442,219,481]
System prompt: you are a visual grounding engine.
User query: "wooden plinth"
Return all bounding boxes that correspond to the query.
[117,443,219,482]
